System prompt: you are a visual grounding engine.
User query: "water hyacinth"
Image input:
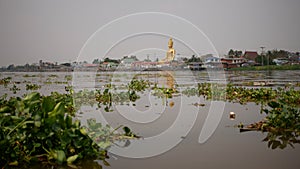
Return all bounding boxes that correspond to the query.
[0,89,138,168]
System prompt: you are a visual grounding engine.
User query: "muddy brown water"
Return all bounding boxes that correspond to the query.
[1,70,300,169]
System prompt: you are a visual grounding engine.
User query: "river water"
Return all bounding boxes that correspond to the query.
[1,70,300,169]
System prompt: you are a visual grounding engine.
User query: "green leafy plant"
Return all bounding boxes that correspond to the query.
[0,90,137,168]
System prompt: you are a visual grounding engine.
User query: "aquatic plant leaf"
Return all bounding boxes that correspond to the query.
[42,96,56,113]
[271,140,281,149]
[8,161,18,166]
[67,154,78,164]
[262,136,269,142]
[36,132,47,140]
[103,160,110,166]
[79,128,87,135]
[268,140,272,148]
[0,106,11,113]
[24,92,40,102]
[34,121,41,128]
[65,115,73,128]
[123,126,131,135]
[48,102,64,117]
[15,100,25,114]
[98,141,111,149]
[56,150,66,164]
[268,101,280,109]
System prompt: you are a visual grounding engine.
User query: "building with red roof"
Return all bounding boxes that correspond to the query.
[242,51,258,61]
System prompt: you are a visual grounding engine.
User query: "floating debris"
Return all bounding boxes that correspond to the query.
[192,103,205,107]
[237,122,244,128]
[253,81,275,86]
[169,101,175,107]
[229,112,236,120]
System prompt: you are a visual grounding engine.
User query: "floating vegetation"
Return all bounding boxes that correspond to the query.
[113,78,121,82]
[191,103,205,107]
[152,87,178,99]
[0,77,11,87]
[96,73,112,77]
[23,74,38,78]
[180,82,300,149]
[0,90,138,168]
[182,87,199,97]
[262,130,300,149]
[44,81,52,84]
[226,86,300,149]
[181,83,280,105]
[48,74,59,78]
[54,81,68,84]
[64,75,72,81]
[26,84,41,90]
[94,88,140,112]
[22,80,32,84]
[241,81,254,86]
[9,84,20,94]
[128,79,150,92]
[86,120,139,151]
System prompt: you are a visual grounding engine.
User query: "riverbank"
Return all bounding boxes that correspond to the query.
[229,64,300,71]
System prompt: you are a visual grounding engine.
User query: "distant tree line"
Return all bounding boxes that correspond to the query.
[226,48,299,65]
[92,58,120,64]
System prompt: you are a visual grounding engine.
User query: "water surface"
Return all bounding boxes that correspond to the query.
[1,70,299,169]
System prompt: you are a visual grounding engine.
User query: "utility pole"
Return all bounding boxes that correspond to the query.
[260,46,265,66]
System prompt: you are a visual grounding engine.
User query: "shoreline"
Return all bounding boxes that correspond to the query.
[1,64,300,73]
[229,64,300,71]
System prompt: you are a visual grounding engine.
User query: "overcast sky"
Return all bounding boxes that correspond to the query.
[0,0,299,66]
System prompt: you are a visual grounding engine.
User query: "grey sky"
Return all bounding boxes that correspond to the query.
[0,0,299,66]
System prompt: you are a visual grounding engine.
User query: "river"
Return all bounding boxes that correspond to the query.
[0,70,299,169]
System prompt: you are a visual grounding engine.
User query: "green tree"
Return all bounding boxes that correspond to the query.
[187,55,202,63]
[235,50,243,57]
[228,49,234,57]
[103,58,120,64]
[228,49,242,58]
[92,59,100,64]
[260,49,289,65]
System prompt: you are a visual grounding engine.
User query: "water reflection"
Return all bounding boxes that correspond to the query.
[239,124,300,150]
[263,131,300,149]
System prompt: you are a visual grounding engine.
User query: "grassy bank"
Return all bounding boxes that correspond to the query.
[229,64,300,71]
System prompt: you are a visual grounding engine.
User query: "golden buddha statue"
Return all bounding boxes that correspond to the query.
[161,38,176,62]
